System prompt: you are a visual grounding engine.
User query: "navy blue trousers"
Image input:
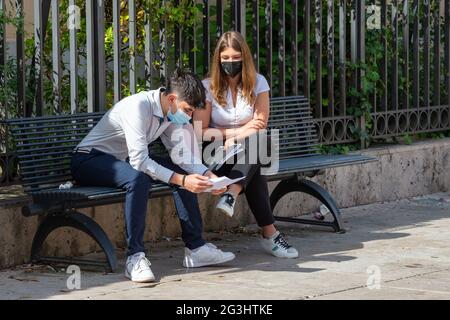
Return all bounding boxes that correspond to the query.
[71,149,206,256]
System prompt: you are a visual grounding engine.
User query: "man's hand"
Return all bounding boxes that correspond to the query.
[170,173,212,193]
[204,170,227,195]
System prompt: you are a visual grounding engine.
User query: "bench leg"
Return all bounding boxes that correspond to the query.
[270,177,346,233]
[30,211,118,272]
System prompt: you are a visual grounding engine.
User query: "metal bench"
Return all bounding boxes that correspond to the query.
[6,95,375,273]
[266,96,376,232]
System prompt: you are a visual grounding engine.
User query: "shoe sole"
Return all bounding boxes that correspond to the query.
[216,205,234,218]
[261,245,299,259]
[183,254,236,268]
[125,270,156,283]
[272,253,299,259]
[266,250,299,259]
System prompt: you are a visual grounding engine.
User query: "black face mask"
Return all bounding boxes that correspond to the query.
[221,61,243,78]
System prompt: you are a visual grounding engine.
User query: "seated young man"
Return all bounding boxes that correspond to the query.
[71,69,234,283]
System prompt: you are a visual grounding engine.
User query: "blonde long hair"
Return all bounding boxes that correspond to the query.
[209,31,256,107]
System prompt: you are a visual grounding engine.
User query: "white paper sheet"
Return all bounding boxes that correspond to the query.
[204,176,246,192]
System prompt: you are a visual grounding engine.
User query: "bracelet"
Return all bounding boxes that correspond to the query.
[182,175,187,187]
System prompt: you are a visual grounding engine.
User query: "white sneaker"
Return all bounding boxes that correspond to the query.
[125,252,155,282]
[183,243,236,268]
[216,193,236,217]
[260,231,299,259]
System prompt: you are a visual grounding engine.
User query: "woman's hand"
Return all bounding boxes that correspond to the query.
[244,119,266,130]
[224,137,236,151]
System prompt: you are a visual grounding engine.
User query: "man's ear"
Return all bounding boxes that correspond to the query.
[167,93,178,104]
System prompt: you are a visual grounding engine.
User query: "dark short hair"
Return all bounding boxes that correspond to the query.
[165,68,206,109]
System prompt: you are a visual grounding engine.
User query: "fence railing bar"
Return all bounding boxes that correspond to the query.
[424,0,430,108]
[358,1,365,75]
[16,0,26,117]
[265,0,273,94]
[413,0,420,110]
[144,1,154,90]
[69,0,78,114]
[159,15,167,85]
[338,0,346,116]
[202,0,210,75]
[446,0,450,109]
[391,0,398,111]
[279,0,285,96]
[303,0,310,100]
[231,0,237,31]
[86,0,95,112]
[357,0,366,148]
[188,1,196,74]
[96,0,105,111]
[129,0,136,94]
[327,0,334,117]
[239,0,246,37]
[350,1,356,115]
[0,0,4,74]
[314,0,322,118]
[291,0,298,95]
[174,24,181,68]
[216,0,223,39]
[402,0,409,110]
[381,0,388,112]
[51,0,61,114]
[34,0,44,116]
[0,0,5,151]
[252,0,260,72]
[174,0,181,68]
[113,0,121,102]
[432,2,440,107]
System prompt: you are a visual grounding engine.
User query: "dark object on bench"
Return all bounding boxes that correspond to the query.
[6,96,375,272]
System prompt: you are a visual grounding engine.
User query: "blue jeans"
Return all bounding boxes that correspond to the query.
[70,148,206,256]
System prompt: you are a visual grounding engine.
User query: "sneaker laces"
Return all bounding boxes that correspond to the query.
[205,243,218,249]
[132,255,151,271]
[273,233,292,250]
[222,193,235,207]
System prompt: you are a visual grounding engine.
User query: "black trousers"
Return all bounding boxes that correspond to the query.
[204,133,275,227]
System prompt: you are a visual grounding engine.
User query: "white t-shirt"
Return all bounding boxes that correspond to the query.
[202,73,270,129]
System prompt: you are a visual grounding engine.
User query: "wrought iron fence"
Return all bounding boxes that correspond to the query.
[0,0,449,187]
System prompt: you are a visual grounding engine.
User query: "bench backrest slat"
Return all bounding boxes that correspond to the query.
[7,113,104,192]
[7,96,318,193]
[268,96,319,159]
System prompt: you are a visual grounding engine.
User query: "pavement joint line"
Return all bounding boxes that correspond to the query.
[71,278,187,298]
[382,268,450,284]
[63,277,294,300]
[382,285,450,296]
[303,268,450,299]
[181,278,300,297]
[302,284,369,299]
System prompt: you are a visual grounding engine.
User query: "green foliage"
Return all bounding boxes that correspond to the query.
[403,134,413,145]
[0,5,25,118]
[319,143,359,155]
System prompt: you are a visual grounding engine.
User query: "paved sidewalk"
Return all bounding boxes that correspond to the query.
[0,192,449,300]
